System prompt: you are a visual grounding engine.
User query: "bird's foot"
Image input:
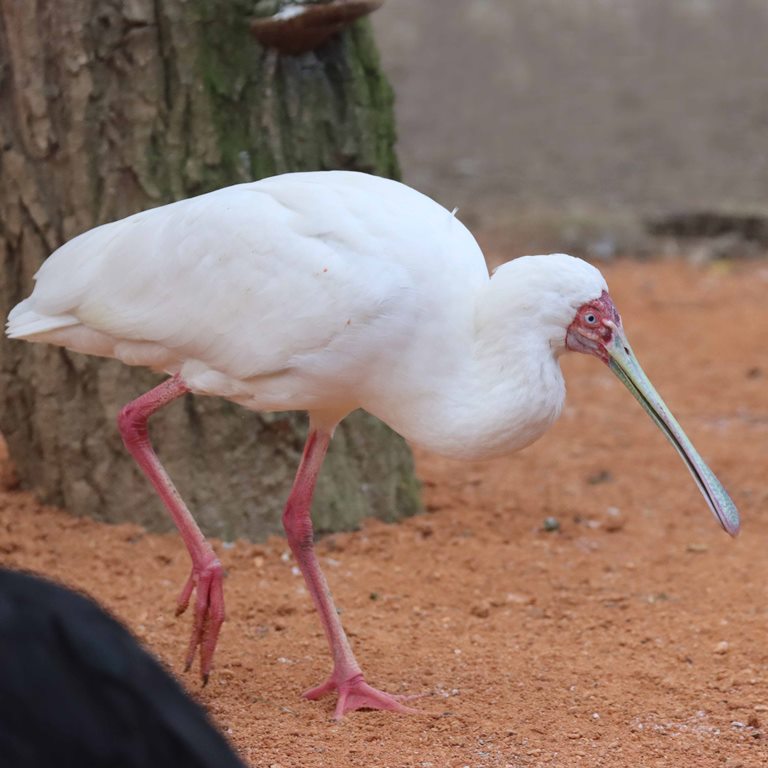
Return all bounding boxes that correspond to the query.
[175,555,225,684]
[303,672,421,719]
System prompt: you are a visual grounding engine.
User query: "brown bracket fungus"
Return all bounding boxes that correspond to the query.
[250,0,384,55]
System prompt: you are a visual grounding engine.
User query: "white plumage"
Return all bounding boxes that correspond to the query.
[6,170,738,718]
[9,171,604,459]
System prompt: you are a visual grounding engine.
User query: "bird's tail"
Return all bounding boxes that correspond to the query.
[6,299,79,340]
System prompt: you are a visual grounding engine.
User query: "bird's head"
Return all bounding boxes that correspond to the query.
[564,290,619,362]
[550,256,740,538]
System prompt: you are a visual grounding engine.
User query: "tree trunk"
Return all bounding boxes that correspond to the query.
[0,0,420,541]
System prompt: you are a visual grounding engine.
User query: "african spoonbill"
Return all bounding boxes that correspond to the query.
[7,171,739,718]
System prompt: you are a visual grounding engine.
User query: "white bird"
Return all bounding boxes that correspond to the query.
[7,171,739,719]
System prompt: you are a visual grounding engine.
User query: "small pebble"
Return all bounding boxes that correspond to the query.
[603,515,626,533]
[543,516,560,532]
[586,469,612,485]
[505,592,535,606]
[416,523,434,538]
[714,641,730,655]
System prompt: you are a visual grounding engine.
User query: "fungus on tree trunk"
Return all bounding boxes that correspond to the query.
[251,0,384,55]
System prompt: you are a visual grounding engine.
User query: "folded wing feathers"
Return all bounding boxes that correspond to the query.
[4,177,414,381]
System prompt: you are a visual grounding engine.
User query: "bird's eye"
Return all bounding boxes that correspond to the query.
[585,312,597,325]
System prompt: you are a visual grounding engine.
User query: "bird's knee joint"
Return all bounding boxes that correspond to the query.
[117,403,147,444]
[282,509,315,553]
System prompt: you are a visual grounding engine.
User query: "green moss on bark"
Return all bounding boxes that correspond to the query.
[0,0,419,541]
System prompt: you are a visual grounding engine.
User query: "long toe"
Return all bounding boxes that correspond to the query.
[199,566,225,682]
[180,558,225,680]
[303,673,423,719]
[175,571,195,617]
[303,677,337,701]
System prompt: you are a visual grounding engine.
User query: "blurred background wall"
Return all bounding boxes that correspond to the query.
[373,0,768,258]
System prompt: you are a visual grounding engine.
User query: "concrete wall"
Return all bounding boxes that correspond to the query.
[373,0,768,248]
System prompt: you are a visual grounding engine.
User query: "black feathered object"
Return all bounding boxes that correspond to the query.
[0,568,246,768]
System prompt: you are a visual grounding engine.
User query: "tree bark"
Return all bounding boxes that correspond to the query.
[0,0,420,540]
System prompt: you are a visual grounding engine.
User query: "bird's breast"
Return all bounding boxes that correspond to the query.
[364,351,567,461]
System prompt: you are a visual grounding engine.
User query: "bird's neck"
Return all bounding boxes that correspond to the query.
[447,292,567,459]
[365,277,567,460]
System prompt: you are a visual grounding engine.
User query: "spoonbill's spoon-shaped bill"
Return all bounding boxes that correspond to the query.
[566,291,740,537]
[606,328,739,536]
[6,171,740,717]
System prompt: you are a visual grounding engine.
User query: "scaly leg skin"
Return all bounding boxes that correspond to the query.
[283,428,419,719]
[118,374,224,684]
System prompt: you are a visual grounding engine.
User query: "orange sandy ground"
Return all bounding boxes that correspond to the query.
[1,260,767,767]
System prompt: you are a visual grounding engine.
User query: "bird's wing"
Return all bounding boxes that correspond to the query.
[11,175,441,381]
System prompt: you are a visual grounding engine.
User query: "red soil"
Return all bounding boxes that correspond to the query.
[2,260,767,767]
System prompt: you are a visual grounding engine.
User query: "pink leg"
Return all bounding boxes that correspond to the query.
[283,427,418,719]
[118,374,224,683]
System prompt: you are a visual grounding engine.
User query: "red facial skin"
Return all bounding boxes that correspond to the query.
[565,290,621,363]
